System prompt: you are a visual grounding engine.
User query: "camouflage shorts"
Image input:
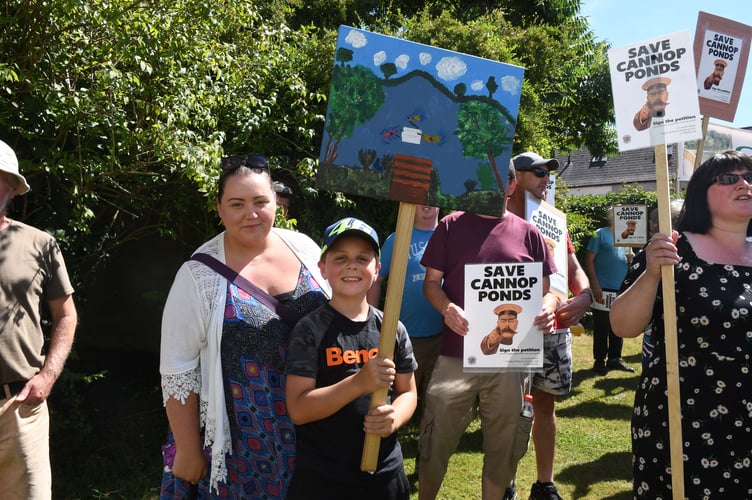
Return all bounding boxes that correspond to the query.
[532,330,572,396]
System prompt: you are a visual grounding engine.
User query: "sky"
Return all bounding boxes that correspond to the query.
[582,0,752,128]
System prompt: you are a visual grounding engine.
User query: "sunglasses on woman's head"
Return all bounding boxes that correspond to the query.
[220,154,270,173]
[712,172,752,185]
[523,167,550,178]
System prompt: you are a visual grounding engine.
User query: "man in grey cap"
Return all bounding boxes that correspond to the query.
[506,151,593,500]
[272,180,293,219]
[509,152,559,203]
[0,139,77,499]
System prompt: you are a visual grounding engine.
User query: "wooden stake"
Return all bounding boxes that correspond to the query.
[360,202,416,472]
[654,144,684,498]
[693,115,710,169]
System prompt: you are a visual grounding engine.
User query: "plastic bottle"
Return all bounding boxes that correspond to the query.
[520,393,534,418]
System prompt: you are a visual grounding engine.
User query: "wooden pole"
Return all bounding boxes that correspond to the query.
[360,201,416,472]
[693,115,710,170]
[654,144,684,498]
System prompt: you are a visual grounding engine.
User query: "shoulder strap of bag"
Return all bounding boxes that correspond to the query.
[190,252,300,326]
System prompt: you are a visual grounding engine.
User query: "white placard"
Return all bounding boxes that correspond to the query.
[525,192,567,301]
[545,174,556,206]
[591,290,618,312]
[613,204,648,247]
[608,31,702,151]
[463,262,543,372]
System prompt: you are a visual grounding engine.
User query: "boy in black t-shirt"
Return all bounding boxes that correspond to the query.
[286,217,417,500]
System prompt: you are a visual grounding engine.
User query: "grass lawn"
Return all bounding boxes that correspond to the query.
[51,331,642,499]
[398,331,640,500]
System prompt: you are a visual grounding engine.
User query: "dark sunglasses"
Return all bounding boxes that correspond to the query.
[712,172,752,185]
[523,167,550,178]
[220,154,270,173]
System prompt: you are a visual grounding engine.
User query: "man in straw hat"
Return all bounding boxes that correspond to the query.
[0,139,77,499]
[633,76,671,131]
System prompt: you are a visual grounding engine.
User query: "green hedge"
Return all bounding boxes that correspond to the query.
[556,182,660,253]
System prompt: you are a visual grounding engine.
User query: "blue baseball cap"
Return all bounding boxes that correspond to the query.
[321,217,380,258]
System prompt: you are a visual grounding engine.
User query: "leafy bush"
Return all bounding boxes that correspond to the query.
[558,183,659,252]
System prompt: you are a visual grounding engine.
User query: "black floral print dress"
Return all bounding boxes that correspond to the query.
[621,234,752,499]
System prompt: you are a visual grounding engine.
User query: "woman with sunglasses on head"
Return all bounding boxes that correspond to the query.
[159,155,330,499]
[611,150,752,498]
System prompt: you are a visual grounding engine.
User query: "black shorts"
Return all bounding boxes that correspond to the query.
[286,463,410,500]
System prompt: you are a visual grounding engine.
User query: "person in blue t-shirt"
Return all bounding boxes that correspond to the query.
[585,209,635,375]
[367,205,442,428]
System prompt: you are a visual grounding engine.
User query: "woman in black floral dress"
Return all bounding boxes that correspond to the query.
[611,150,752,499]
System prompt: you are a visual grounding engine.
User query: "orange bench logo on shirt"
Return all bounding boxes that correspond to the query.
[326,347,378,366]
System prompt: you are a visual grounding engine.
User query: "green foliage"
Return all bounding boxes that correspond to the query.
[508,23,615,156]
[558,183,658,251]
[317,164,390,199]
[455,100,514,189]
[0,0,618,293]
[0,0,326,287]
[50,353,107,438]
[323,64,385,162]
[477,162,497,190]
[275,208,297,230]
[50,348,166,499]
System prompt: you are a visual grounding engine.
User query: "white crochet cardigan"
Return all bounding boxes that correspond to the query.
[159,228,329,491]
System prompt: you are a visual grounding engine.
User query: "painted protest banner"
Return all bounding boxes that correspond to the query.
[316,26,526,471]
[318,26,525,215]
[694,12,752,122]
[524,192,567,301]
[613,204,648,247]
[608,31,702,152]
[463,262,543,371]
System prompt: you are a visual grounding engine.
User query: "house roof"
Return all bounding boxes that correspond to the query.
[554,125,752,193]
[553,146,680,192]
